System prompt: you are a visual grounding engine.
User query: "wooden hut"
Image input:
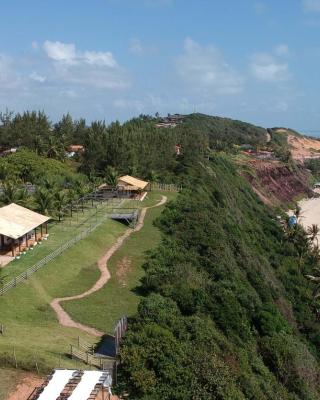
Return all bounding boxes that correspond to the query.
[117,175,150,194]
[0,203,50,257]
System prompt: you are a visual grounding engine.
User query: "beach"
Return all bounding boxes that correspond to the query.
[297,197,320,232]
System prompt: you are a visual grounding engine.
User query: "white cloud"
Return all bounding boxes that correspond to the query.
[175,38,244,95]
[42,40,129,89]
[274,44,289,56]
[83,51,117,67]
[30,71,46,83]
[43,41,77,64]
[250,53,289,82]
[44,41,117,67]
[303,0,320,12]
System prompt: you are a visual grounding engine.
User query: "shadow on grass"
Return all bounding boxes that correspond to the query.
[94,334,116,358]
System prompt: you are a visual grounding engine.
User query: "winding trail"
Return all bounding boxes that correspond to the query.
[50,196,167,337]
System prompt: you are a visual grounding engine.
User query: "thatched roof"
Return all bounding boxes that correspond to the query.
[0,203,50,239]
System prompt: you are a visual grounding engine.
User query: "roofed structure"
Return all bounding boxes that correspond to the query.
[117,175,150,191]
[29,369,112,400]
[0,203,50,239]
[67,144,84,152]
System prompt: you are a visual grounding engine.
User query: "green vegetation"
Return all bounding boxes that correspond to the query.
[64,191,177,333]
[0,192,167,377]
[117,155,320,399]
[1,110,320,399]
[1,200,120,281]
[185,113,268,150]
[0,217,126,372]
[305,158,320,180]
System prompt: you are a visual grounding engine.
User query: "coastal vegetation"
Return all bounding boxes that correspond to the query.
[1,111,320,398]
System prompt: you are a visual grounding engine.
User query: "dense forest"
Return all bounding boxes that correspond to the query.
[117,155,320,399]
[1,110,320,398]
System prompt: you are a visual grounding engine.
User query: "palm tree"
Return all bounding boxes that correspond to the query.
[306,267,320,302]
[1,181,20,204]
[53,190,67,221]
[1,181,29,206]
[307,224,319,246]
[104,166,118,189]
[34,188,53,215]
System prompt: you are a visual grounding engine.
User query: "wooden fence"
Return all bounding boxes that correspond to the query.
[0,214,110,296]
[150,182,182,192]
[114,316,128,355]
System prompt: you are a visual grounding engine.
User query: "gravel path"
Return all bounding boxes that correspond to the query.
[50,196,167,336]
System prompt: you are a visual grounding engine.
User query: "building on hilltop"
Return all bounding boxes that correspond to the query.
[98,175,150,200]
[117,175,150,193]
[155,113,186,128]
[0,203,50,259]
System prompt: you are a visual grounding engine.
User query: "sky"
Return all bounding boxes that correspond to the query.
[1,0,320,131]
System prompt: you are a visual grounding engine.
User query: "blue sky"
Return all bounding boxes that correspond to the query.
[1,0,320,131]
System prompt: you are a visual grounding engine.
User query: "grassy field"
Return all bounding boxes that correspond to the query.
[2,198,125,281]
[0,191,176,398]
[64,191,177,333]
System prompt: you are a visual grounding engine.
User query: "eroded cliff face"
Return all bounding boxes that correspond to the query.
[242,160,312,206]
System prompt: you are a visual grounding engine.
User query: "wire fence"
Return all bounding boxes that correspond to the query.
[0,182,178,296]
[0,211,112,296]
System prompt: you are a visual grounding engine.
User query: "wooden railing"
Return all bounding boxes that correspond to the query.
[77,336,94,353]
[70,345,115,370]
[150,182,182,192]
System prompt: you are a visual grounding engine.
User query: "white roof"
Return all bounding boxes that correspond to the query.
[0,203,50,239]
[37,370,76,400]
[68,371,105,400]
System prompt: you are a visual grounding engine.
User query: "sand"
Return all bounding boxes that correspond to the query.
[297,197,320,233]
[288,135,320,161]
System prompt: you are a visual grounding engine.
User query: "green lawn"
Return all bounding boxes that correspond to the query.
[0,217,125,375]
[0,191,176,382]
[64,191,177,333]
[2,198,125,281]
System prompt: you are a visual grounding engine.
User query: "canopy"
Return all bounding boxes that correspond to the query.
[0,203,50,240]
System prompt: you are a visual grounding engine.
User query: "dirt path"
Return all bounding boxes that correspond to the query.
[50,196,167,337]
[6,374,44,400]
